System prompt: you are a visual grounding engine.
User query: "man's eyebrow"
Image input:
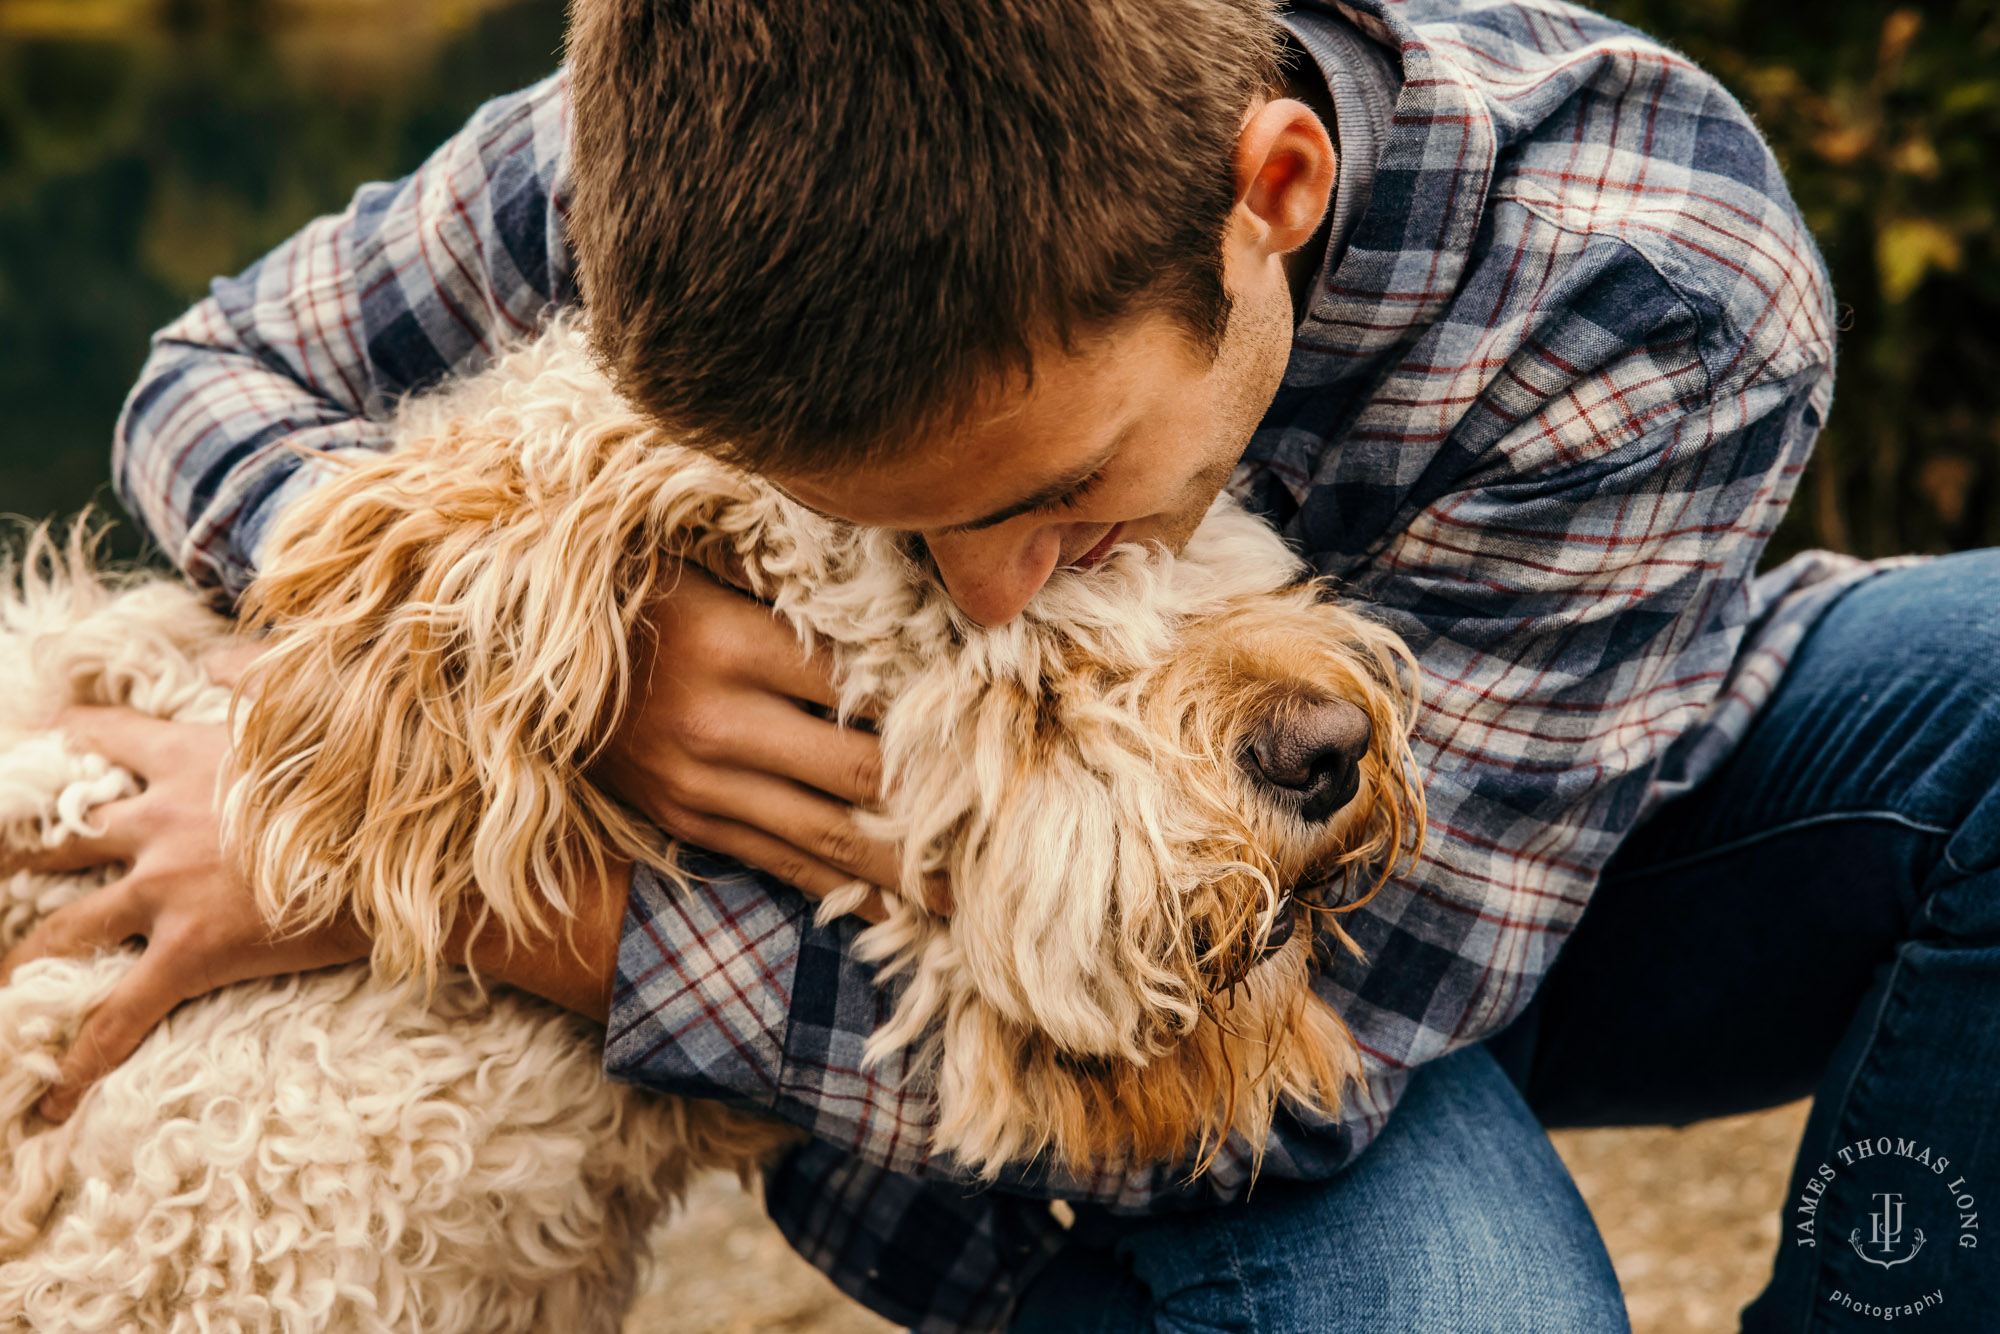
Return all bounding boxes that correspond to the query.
[934,433,1127,535]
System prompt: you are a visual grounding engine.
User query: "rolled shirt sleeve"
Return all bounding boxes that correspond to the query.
[605,852,940,1173]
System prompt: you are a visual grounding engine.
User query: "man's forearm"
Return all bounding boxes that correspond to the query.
[454,857,632,1025]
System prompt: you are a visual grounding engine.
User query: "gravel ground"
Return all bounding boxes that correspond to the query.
[1550,1101,1812,1334]
[624,1173,896,1334]
[626,1101,1813,1334]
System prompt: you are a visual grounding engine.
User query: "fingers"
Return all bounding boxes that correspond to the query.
[0,881,148,987]
[702,697,884,805]
[751,642,878,724]
[202,639,266,688]
[667,804,882,911]
[684,767,903,890]
[919,872,955,917]
[50,705,181,780]
[654,568,842,710]
[751,640,845,712]
[1,797,147,877]
[39,947,187,1122]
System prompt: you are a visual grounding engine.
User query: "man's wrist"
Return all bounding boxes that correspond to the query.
[457,857,633,1024]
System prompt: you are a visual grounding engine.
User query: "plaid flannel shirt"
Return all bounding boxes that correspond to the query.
[113,2,1874,1328]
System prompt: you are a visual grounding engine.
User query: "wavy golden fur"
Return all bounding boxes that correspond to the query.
[226,323,1424,1175]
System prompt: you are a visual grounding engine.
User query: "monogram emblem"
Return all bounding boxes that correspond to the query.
[1849,1192,1928,1269]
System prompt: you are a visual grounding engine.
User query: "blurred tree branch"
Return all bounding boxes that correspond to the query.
[1602,0,2000,562]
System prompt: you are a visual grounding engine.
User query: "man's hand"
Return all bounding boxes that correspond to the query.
[0,706,370,1122]
[0,703,636,1123]
[596,566,904,901]
[0,571,906,1125]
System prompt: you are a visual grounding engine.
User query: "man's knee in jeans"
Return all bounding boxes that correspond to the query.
[1013,1047,1630,1333]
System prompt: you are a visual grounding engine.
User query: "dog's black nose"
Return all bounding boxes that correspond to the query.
[1246,698,1372,822]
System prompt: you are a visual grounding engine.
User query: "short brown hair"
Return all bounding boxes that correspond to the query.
[566,0,1282,473]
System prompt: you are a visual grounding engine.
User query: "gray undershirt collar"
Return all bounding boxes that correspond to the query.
[1278,5,1403,293]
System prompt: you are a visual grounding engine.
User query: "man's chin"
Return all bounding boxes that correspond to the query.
[1146,483,1237,558]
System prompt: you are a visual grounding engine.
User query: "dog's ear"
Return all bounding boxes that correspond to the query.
[863,669,1274,1172]
[226,423,690,987]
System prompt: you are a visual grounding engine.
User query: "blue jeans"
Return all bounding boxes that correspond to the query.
[1012,553,2000,1332]
[1011,1044,1630,1333]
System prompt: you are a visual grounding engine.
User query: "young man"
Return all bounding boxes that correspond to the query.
[5,0,1994,1329]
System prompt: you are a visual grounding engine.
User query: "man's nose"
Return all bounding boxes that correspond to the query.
[924,527,1063,627]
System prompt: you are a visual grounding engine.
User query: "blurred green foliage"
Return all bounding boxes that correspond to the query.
[1598,0,2000,562]
[0,0,568,555]
[0,0,1994,565]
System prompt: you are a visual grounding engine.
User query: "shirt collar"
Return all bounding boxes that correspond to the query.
[1282,1,1501,371]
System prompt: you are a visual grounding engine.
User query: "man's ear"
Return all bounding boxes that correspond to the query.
[1229,98,1337,259]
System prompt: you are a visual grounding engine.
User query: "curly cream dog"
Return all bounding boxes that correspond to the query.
[0,325,1421,1330]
